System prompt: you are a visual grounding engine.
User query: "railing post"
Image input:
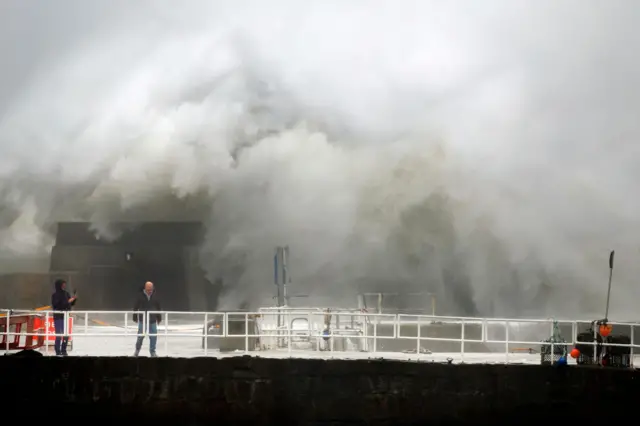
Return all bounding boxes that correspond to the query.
[164,312,169,353]
[44,311,50,355]
[592,325,597,361]
[245,313,249,353]
[416,316,421,354]
[308,312,314,352]
[394,314,398,339]
[144,311,148,340]
[631,325,635,368]
[4,310,10,354]
[460,319,465,362]
[373,315,378,354]
[361,313,368,352]
[505,321,509,364]
[204,313,209,356]
[549,320,554,365]
[223,312,227,337]
[330,324,334,354]
[63,311,67,337]
[287,313,292,356]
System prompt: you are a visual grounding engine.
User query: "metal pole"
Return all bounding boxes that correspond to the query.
[274,248,281,307]
[274,249,278,287]
[604,250,615,321]
[277,247,285,308]
[283,246,289,307]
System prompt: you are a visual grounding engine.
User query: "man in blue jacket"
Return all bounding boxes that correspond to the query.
[133,281,161,357]
[51,279,77,356]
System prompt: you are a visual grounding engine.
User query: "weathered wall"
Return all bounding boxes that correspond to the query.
[50,222,209,311]
[0,272,54,309]
[0,222,218,311]
[1,355,637,425]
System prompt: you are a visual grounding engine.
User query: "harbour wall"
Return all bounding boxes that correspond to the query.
[1,354,637,425]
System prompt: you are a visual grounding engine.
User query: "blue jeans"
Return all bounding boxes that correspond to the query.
[54,317,68,355]
[135,321,157,353]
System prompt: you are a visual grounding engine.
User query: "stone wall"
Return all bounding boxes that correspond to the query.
[0,272,54,309]
[1,355,638,425]
[47,221,211,311]
[0,222,217,311]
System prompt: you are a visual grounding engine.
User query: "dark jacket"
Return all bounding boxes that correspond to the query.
[133,290,162,324]
[51,280,75,320]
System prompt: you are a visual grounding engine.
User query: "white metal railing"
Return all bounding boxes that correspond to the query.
[1,308,638,365]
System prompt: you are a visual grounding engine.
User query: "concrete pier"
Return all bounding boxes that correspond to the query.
[1,354,637,425]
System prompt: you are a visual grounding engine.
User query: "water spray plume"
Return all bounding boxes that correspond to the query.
[1,0,640,317]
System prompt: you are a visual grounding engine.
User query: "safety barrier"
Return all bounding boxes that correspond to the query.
[1,308,639,366]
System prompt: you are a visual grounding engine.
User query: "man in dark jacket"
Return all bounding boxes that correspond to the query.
[133,281,161,357]
[51,279,77,356]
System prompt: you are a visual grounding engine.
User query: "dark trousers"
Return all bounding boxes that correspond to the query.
[54,317,68,355]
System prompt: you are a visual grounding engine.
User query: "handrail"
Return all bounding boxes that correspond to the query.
[1,308,638,365]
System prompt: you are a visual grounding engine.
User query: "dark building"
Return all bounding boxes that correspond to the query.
[48,221,217,311]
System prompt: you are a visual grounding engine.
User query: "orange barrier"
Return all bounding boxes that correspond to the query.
[0,314,45,350]
[0,312,73,351]
[32,316,74,348]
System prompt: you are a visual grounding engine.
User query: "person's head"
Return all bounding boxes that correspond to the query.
[54,279,67,292]
[144,281,154,295]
